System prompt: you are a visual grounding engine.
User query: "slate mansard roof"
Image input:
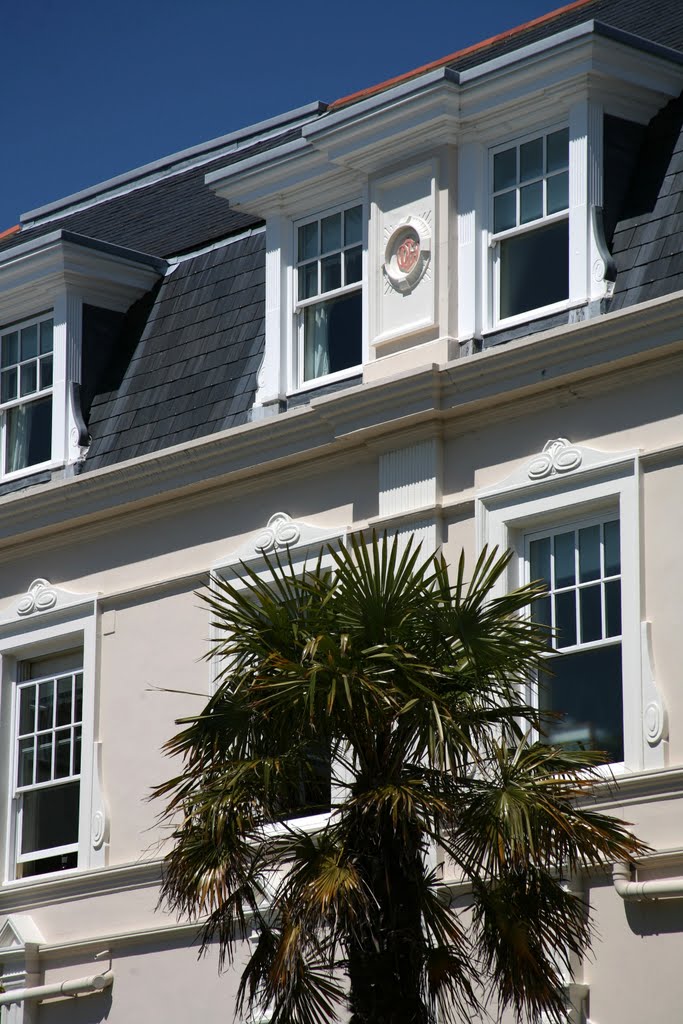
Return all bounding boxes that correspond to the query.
[85,230,265,470]
[4,0,683,477]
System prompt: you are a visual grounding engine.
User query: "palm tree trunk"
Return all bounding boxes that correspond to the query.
[347,804,429,1024]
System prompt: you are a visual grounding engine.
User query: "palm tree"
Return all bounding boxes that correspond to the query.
[155,535,646,1024]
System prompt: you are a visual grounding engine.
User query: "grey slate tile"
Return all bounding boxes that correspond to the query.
[84,233,265,471]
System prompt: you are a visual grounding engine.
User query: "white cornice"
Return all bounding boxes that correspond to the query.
[0,287,681,549]
[208,27,682,217]
[0,860,162,917]
[0,232,166,323]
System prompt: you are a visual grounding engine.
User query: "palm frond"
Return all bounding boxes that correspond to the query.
[155,532,646,1024]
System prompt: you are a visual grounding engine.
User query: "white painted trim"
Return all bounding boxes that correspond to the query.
[0,236,163,327]
[457,141,484,342]
[0,282,682,553]
[292,198,365,392]
[0,858,161,914]
[165,225,265,268]
[209,31,681,218]
[476,442,665,774]
[0,594,104,884]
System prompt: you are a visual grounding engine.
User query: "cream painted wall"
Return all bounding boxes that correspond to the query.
[40,938,244,1024]
[0,331,683,1023]
[99,589,208,864]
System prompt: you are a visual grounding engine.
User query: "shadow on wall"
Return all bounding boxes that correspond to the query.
[625,899,683,937]
[38,988,112,1023]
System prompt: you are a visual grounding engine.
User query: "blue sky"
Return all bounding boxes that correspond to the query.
[2,0,561,230]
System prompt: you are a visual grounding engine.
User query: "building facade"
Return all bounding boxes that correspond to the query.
[1,0,683,1020]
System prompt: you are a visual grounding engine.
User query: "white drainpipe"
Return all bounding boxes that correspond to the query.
[613,862,683,901]
[0,969,112,1006]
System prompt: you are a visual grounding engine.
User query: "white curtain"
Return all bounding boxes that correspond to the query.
[6,404,30,474]
[304,304,330,381]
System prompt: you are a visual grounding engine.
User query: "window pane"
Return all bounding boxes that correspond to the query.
[604,520,620,576]
[1,368,17,403]
[57,676,73,726]
[18,737,34,787]
[303,290,362,382]
[539,644,623,762]
[499,220,569,319]
[344,205,362,246]
[555,590,577,648]
[20,325,38,361]
[39,319,53,354]
[19,687,36,734]
[321,213,341,254]
[605,580,622,637]
[6,397,52,473]
[298,222,318,262]
[344,246,362,285]
[55,730,72,779]
[580,585,602,643]
[520,137,543,181]
[40,355,53,390]
[18,851,78,878]
[494,192,516,233]
[547,128,569,172]
[36,734,53,783]
[530,536,551,588]
[38,680,54,731]
[554,531,575,588]
[74,725,82,773]
[75,673,83,722]
[2,331,18,368]
[20,781,80,855]
[298,262,318,301]
[20,363,37,397]
[520,181,543,224]
[579,525,600,582]
[321,253,341,293]
[531,596,552,637]
[547,171,569,214]
[494,148,516,191]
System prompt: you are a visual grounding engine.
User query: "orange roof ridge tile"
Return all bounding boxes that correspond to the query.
[329,0,595,111]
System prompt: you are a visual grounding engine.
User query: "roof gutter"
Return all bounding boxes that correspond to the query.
[613,861,683,901]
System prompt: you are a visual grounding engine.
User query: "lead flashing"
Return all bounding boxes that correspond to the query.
[20,102,328,227]
[0,229,167,273]
[302,67,460,138]
[205,137,314,188]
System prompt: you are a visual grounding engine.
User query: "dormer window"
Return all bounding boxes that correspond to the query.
[1,315,54,477]
[295,203,363,385]
[491,127,569,324]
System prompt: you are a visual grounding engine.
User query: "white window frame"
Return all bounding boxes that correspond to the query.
[489,123,570,330]
[476,446,649,773]
[291,200,365,393]
[0,584,104,885]
[13,650,84,877]
[212,515,349,834]
[523,511,624,766]
[0,312,56,481]
[457,100,605,343]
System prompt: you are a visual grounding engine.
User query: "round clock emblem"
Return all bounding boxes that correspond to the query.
[383,215,431,294]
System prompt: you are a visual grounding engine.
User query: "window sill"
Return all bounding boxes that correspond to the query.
[3,863,82,887]
[486,297,583,334]
[261,810,331,838]
[1,458,63,485]
[289,364,362,397]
